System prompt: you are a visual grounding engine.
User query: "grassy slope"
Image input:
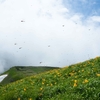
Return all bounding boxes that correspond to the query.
[0,57,100,100]
[0,66,59,85]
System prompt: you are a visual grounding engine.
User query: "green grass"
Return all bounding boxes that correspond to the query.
[0,66,59,85]
[0,57,100,100]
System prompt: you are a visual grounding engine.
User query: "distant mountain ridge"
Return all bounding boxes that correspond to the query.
[0,66,59,85]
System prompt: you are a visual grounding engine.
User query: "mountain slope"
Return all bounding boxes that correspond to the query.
[0,66,59,85]
[0,57,100,100]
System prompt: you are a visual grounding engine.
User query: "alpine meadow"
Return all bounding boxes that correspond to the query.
[0,57,100,100]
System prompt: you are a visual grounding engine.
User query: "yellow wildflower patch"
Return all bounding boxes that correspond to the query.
[40,88,43,91]
[42,82,44,85]
[50,84,53,86]
[69,72,74,76]
[83,79,88,83]
[24,88,26,91]
[18,98,20,100]
[96,73,100,76]
[82,69,84,72]
[73,83,77,87]
[74,80,77,83]
[29,98,32,100]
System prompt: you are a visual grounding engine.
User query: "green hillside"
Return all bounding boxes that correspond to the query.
[0,66,59,85]
[0,57,100,100]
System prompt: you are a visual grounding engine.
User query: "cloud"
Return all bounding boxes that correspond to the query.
[0,0,6,3]
[90,16,100,22]
[0,0,100,73]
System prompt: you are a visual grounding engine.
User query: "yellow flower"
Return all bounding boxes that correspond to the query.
[73,83,77,87]
[18,98,20,100]
[96,73,100,76]
[83,79,88,83]
[50,84,53,86]
[29,98,32,100]
[85,79,88,82]
[40,88,43,91]
[82,69,84,72]
[24,88,26,91]
[70,72,74,76]
[74,80,77,83]
[42,82,44,85]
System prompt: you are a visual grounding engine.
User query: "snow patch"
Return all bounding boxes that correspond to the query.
[0,74,8,82]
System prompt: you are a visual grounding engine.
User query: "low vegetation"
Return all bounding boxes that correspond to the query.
[0,57,100,100]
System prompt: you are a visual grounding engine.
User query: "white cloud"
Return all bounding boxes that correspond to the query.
[0,0,6,3]
[90,16,100,22]
[0,0,100,73]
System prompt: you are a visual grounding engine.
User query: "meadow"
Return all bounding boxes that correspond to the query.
[0,57,100,100]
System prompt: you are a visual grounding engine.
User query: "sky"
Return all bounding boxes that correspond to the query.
[0,0,100,73]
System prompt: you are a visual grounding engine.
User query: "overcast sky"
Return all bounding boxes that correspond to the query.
[0,0,100,73]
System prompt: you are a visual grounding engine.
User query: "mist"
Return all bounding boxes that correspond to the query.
[0,0,100,73]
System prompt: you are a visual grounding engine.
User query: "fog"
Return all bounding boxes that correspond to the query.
[0,0,100,73]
